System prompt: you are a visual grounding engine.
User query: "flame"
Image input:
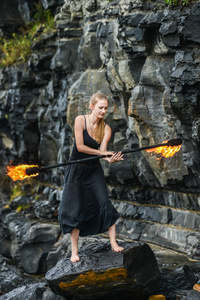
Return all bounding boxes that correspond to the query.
[6,164,39,181]
[146,140,182,158]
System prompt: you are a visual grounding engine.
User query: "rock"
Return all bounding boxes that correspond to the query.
[179,3,200,44]
[45,242,161,300]
[0,0,36,33]
[159,21,178,36]
[176,289,200,300]
[159,265,197,299]
[0,255,43,294]
[0,283,65,300]
[41,0,65,10]
[1,0,200,289]
[4,213,60,274]
[162,33,180,48]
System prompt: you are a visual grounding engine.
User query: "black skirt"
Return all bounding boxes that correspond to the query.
[58,163,119,237]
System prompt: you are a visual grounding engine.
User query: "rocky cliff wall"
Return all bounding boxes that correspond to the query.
[1,0,200,257]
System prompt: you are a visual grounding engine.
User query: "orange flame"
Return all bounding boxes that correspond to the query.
[6,164,39,181]
[146,140,182,158]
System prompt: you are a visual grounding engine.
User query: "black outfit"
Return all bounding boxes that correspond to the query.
[58,116,119,237]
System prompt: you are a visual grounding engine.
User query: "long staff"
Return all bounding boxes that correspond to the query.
[25,138,182,176]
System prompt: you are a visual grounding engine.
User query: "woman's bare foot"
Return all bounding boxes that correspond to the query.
[111,243,124,252]
[70,253,80,263]
[70,228,80,263]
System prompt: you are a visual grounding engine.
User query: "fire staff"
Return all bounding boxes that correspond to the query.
[58,92,124,263]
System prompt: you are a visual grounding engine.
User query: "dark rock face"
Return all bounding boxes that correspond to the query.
[1,0,200,299]
[45,242,161,300]
[0,0,200,257]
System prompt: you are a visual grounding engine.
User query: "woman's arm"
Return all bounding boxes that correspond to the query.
[100,125,124,163]
[74,116,114,156]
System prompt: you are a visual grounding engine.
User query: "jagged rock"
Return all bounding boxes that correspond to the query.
[0,255,45,294]
[176,289,200,300]
[45,242,161,300]
[179,3,200,44]
[159,265,197,299]
[1,0,200,295]
[41,0,65,10]
[0,283,65,300]
[159,21,178,36]
[33,188,61,220]
[3,213,60,274]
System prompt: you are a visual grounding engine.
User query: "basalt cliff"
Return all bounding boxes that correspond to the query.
[1,1,200,299]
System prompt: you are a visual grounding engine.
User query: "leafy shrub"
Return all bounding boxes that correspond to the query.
[0,1,55,67]
[0,34,31,66]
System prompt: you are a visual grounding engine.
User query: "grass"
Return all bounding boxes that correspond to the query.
[0,1,55,67]
[165,0,191,5]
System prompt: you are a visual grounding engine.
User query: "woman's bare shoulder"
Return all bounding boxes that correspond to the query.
[75,115,85,124]
[105,123,111,132]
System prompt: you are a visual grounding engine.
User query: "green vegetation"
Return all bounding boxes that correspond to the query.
[16,203,31,212]
[10,184,25,202]
[0,34,32,66]
[165,0,191,5]
[0,1,55,67]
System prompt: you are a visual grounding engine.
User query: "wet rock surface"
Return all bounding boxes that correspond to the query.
[0,254,45,294]
[1,238,200,300]
[0,282,65,300]
[1,0,200,299]
[45,241,161,300]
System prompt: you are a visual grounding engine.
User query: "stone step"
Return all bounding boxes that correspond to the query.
[112,199,200,232]
[112,199,200,258]
[115,216,200,259]
[108,186,200,212]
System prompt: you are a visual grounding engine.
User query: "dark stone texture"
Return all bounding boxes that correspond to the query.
[1,212,60,274]
[0,283,65,300]
[45,242,161,300]
[180,3,200,44]
[162,33,180,48]
[159,265,197,299]
[1,0,200,297]
[159,21,178,36]
[176,289,200,300]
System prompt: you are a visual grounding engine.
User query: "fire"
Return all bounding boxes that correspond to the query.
[146,140,182,158]
[6,164,39,181]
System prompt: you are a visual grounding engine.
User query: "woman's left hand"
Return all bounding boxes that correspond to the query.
[104,152,124,164]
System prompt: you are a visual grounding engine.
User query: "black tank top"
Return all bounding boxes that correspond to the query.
[70,116,101,165]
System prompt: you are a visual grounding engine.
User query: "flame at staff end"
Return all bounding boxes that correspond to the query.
[6,164,40,181]
[146,140,182,158]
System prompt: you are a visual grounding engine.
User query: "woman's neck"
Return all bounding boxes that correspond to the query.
[88,114,99,126]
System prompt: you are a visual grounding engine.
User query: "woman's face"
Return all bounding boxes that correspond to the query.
[91,99,108,118]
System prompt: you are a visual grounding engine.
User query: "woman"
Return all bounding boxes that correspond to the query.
[59,92,124,263]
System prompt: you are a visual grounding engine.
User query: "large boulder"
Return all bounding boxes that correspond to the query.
[45,241,161,300]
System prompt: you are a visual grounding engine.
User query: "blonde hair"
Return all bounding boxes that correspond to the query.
[90,92,109,144]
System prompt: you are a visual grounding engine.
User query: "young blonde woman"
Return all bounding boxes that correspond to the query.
[59,92,124,262]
